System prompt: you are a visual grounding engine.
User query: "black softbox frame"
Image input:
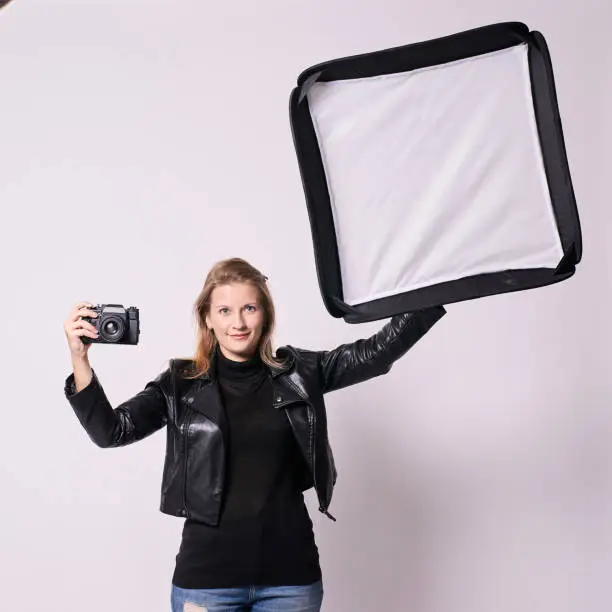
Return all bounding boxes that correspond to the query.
[289,22,582,323]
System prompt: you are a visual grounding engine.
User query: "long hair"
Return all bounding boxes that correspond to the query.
[181,257,287,379]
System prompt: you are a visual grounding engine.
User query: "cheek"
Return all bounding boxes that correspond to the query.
[247,314,263,331]
[207,316,223,332]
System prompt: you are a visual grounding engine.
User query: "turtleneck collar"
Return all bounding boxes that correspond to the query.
[215,344,264,382]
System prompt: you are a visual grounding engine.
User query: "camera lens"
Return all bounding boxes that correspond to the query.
[100,316,125,342]
[105,321,119,334]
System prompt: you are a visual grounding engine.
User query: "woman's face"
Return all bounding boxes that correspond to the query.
[205,282,266,362]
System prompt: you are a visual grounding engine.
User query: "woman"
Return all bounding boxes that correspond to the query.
[63,257,446,612]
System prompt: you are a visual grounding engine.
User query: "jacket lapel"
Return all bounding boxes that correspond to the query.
[178,345,301,429]
[270,377,305,409]
[184,380,228,433]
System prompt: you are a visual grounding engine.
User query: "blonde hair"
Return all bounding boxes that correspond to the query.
[181,257,286,379]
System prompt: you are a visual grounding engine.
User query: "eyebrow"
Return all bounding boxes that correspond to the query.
[215,302,258,308]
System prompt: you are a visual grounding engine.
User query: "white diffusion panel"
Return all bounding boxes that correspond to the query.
[308,44,564,306]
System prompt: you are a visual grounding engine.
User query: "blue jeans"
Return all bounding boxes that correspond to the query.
[171,581,324,612]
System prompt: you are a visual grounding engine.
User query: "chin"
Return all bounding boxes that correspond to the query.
[227,335,259,352]
[241,338,261,353]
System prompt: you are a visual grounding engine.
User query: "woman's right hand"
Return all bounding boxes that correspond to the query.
[64,302,99,361]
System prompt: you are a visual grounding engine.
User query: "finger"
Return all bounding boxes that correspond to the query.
[73,327,98,338]
[72,302,95,317]
[72,320,98,334]
[71,308,98,323]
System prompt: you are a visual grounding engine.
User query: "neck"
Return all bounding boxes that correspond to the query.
[218,346,258,363]
[215,344,264,382]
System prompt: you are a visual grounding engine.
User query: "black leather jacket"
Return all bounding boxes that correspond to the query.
[65,307,445,524]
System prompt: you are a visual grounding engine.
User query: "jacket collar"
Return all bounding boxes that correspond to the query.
[178,346,301,421]
[195,345,295,382]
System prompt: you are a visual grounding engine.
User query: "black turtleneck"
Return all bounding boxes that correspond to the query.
[172,346,321,589]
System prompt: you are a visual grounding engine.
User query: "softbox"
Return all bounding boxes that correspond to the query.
[289,22,582,323]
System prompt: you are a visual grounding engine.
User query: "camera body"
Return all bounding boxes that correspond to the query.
[81,303,140,345]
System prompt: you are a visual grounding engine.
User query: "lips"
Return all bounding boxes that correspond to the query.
[230,333,250,339]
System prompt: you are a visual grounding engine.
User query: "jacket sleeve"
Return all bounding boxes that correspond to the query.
[64,365,170,448]
[318,306,446,394]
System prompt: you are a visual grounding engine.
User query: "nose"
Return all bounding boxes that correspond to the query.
[232,311,247,330]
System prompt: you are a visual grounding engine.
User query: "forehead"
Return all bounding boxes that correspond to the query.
[210,282,260,305]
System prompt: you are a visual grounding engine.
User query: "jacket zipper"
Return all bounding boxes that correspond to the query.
[182,408,193,517]
[182,404,226,522]
[204,411,225,514]
[283,378,336,521]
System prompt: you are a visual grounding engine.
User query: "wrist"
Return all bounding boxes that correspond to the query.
[71,354,90,366]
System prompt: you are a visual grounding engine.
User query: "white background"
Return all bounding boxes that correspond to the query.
[0,1,609,611]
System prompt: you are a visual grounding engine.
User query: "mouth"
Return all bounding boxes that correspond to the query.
[230,332,250,340]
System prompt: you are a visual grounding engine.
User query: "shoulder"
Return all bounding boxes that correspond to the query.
[149,358,194,390]
[169,357,194,373]
[167,358,200,383]
[275,345,321,369]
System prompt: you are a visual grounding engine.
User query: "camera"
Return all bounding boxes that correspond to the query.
[81,304,140,345]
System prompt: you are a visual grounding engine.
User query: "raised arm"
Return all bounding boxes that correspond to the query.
[63,301,169,448]
[318,306,446,393]
[64,367,169,448]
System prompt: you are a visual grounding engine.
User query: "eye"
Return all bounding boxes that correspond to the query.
[245,305,257,312]
[219,307,230,315]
